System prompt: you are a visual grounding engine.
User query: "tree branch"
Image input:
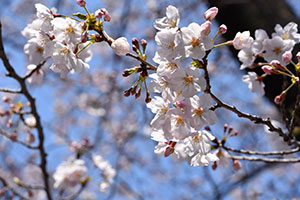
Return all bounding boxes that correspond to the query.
[0,176,30,200]
[0,21,52,200]
[229,155,300,163]
[223,145,300,156]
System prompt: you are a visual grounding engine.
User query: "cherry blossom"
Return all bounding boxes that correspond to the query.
[53,159,87,189]
[242,72,265,96]
[154,5,180,30]
[181,22,213,59]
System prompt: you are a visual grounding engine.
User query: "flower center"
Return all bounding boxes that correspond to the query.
[60,47,70,55]
[167,62,177,70]
[184,75,193,85]
[282,33,289,39]
[175,116,184,126]
[191,37,200,47]
[66,24,75,34]
[36,46,44,53]
[273,47,281,55]
[193,135,202,142]
[160,106,168,114]
[194,107,204,116]
[168,41,175,49]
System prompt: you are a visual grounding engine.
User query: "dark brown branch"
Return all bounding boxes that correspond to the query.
[0,21,52,200]
[23,60,46,80]
[0,88,21,93]
[202,53,300,147]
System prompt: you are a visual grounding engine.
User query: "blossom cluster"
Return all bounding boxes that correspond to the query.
[235,23,300,96]
[22,3,92,79]
[147,6,219,167]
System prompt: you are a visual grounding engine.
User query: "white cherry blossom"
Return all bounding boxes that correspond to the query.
[53,159,87,189]
[181,22,213,59]
[242,72,265,96]
[184,131,219,167]
[272,22,300,43]
[232,31,253,50]
[169,66,206,98]
[185,94,217,130]
[154,5,180,30]
[263,36,294,63]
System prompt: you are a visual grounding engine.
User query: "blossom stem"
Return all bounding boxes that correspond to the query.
[213,41,229,48]
[75,42,92,56]
[83,6,90,17]
[60,14,81,22]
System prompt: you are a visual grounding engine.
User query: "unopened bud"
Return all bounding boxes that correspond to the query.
[95,9,104,19]
[111,37,130,56]
[10,132,17,141]
[232,159,242,171]
[132,37,140,50]
[81,138,89,147]
[204,126,211,131]
[224,123,228,133]
[175,101,185,109]
[145,92,151,103]
[81,31,88,43]
[219,24,227,34]
[228,126,233,134]
[270,60,285,70]
[282,51,292,63]
[2,96,10,103]
[212,161,218,170]
[26,132,35,144]
[0,188,7,197]
[140,39,147,52]
[135,88,142,99]
[296,52,300,59]
[76,0,86,7]
[274,93,285,104]
[232,130,238,136]
[204,7,218,21]
[262,65,278,75]
[200,21,211,36]
[123,88,132,97]
[164,146,174,157]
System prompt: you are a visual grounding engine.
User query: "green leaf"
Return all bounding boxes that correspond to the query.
[72,12,87,20]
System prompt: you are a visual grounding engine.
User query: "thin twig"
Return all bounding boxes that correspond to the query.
[0,88,21,93]
[223,145,300,156]
[229,155,300,163]
[23,60,46,80]
[0,176,30,200]
[201,53,299,147]
[0,21,52,200]
[0,128,38,149]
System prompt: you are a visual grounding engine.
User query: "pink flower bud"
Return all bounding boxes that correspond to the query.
[211,161,217,170]
[10,132,17,141]
[175,101,185,109]
[232,159,242,171]
[200,21,211,36]
[296,52,300,59]
[95,9,104,19]
[282,51,292,63]
[262,65,278,75]
[26,132,35,144]
[270,60,285,70]
[219,24,227,34]
[2,96,10,103]
[204,7,218,21]
[76,0,86,7]
[111,37,130,56]
[274,93,285,104]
